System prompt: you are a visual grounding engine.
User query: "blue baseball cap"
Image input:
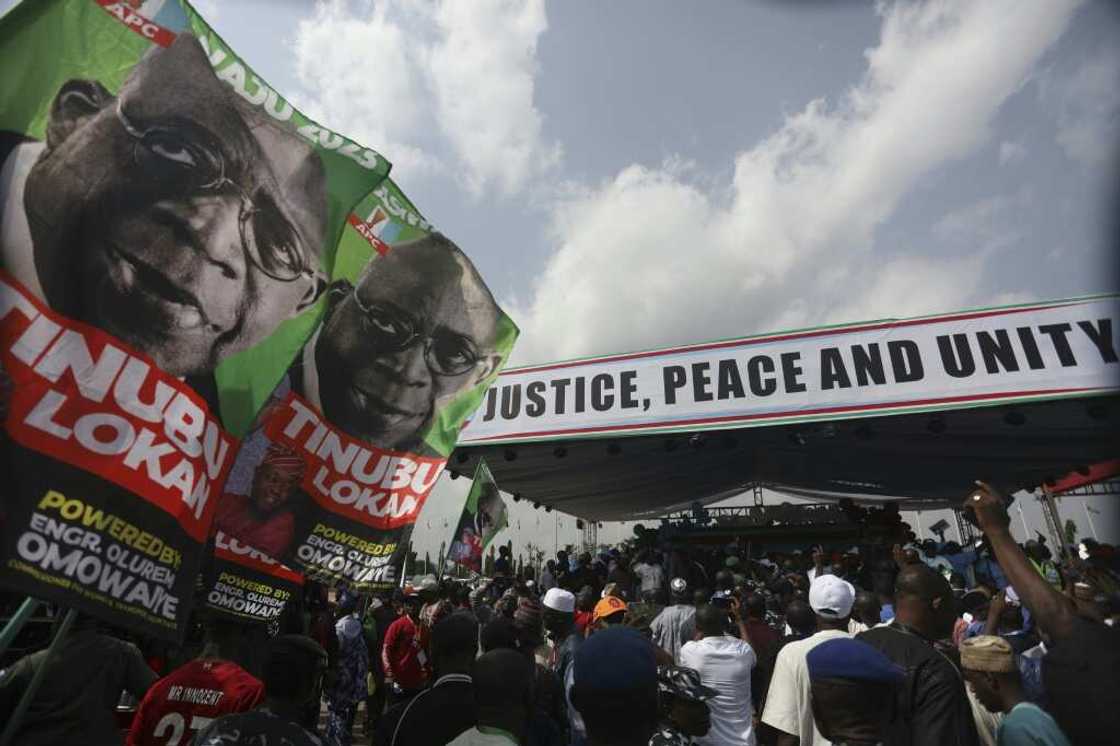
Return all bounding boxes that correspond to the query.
[574,626,657,694]
[806,638,905,684]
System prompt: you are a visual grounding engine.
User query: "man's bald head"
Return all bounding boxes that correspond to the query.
[361,234,500,337]
[315,233,504,451]
[895,564,957,639]
[896,563,951,602]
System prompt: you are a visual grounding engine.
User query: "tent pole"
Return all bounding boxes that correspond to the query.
[0,597,40,659]
[1039,487,1069,560]
[0,607,78,746]
[1016,501,1030,540]
[1083,501,1099,541]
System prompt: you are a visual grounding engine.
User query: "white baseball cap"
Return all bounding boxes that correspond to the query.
[809,574,855,619]
[543,587,576,614]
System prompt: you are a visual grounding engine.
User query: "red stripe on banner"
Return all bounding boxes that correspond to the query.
[348,214,391,256]
[95,0,178,48]
[260,391,446,531]
[463,387,1103,442]
[505,303,1084,376]
[0,270,237,542]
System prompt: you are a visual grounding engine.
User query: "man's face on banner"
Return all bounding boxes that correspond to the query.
[251,462,299,514]
[23,34,328,377]
[479,484,501,513]
[316,236,503,451]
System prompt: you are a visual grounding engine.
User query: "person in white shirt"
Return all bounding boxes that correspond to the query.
[635,552,667,597]
[806,547,834,584]
[761,574,855,746]
[679,602,757,745]
[539,560,558,592]
[651,578,697,663]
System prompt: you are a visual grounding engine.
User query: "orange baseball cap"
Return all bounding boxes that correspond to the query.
[592,595,628,624]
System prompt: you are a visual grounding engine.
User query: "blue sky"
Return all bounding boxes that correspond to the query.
[10,0,1117,558]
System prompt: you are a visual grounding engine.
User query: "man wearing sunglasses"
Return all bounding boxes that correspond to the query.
[289,233,504,455]
[0,33,328,378]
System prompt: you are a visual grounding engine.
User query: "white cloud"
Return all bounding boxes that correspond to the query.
[426,0,561,196]
[823,253,987,326]
[510,0,1081,365]
[291,0,557,195]
[1042,43,1120,166]
[998,139,1027,164]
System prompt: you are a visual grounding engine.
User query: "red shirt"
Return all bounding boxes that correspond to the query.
[574,610,593,636]
[127,659,264,746]
[381,614,430,692]
[744,618,779,656]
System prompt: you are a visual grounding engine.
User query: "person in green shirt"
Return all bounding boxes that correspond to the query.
[1024,541,1063,592]
[960,635,1070,746]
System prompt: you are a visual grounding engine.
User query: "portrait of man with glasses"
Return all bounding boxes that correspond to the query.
[214,231,505,561]
[293,232,505,456]
[0,33,328,379]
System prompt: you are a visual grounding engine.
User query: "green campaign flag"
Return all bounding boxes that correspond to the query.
[447,460,508,574]
[0,0,516,639]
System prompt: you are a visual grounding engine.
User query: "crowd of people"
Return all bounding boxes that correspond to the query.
[1,483,1118,745]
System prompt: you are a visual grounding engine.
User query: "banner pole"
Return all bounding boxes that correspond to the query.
[399,541,411,589]
[0,607,78,746]
[0,597,41,659]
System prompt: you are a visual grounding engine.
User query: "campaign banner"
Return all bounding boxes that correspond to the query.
[462,296,1120,445]
[204,531,303,623]
[0,0,389,640]
[213,173,520,589]
[448,460,507,573]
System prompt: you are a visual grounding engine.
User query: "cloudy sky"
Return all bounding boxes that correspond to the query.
[20,0,1120,559]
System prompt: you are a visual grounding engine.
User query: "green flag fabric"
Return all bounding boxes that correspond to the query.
[0,0,516,639]
[447,460,508,574]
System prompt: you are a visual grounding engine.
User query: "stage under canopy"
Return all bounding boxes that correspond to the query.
[452,295,1120,521]
[452,395,1117,520]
